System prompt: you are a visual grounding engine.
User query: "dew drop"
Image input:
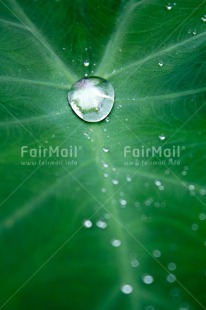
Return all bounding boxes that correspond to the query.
[83,219,92,228]
[111,239,121,247]
[102,162,108,168]
[191,223,198,231]
[179,302,190,310]
[143,275,154,284]
[105,117,110,123]
[189,184,195,191]
[96,219,107,229]
[120,199,127,207]
[103,147,109,153]
[121,284,133,294]
[131,259,139,268]
[199,213,206,220]
[201,15,206,22]
[126,176,132,182]
[104,213,110,220]
[154,180,162,187]
[84,60,90,67]
[103,173,109,178]
[159,134,166,140]
[158,61,164,67]
[200,188,206,195]
[165,3,173,10]
[153,249,161,258]
[68,77,115,122]
[168,262,176,271]
[167,274,176,283]
[112,179,119,185]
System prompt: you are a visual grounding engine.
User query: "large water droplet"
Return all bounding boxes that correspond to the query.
[68,77,115,122]
[121,284,133,294]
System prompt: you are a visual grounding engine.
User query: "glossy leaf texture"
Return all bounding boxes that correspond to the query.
[0,0,206,309]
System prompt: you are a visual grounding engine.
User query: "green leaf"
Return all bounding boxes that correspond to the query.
[0,0,206,309]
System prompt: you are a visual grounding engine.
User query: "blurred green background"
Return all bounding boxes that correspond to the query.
[0,0,206,309]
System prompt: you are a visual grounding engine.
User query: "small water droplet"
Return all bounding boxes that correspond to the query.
[68,77,115,122]
[103,147,109,153]
[101,188,106,193]
[168,262,176,271]
[191,223,198,231]
[143,275,154,284]
[153,250,161,258]
[200,188,206,195]
[192,30,197,35]
[112,179,119,185]
[104,213,110,220]
[199,213,206,220]
[102,162,108,168]
[121,284,133,294]
[103,173,109,178]
[131,259,139,268]
[189,184,195,191]
[96,219,107,229]
[179,302,190,310]
[201,15,206,22]
[83,219,92,228]
[158,61,164,67]
[165,3,173,10]
[83,132,91,140]
[126,176,132,182]
[159,134,166,140]
[167,274,176,283]
[111,239,121,247]
[154,180,162,187]
[84,60,90,67]
[105,117,110,123]
[145,306,155,310]
[120,199,127,207]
